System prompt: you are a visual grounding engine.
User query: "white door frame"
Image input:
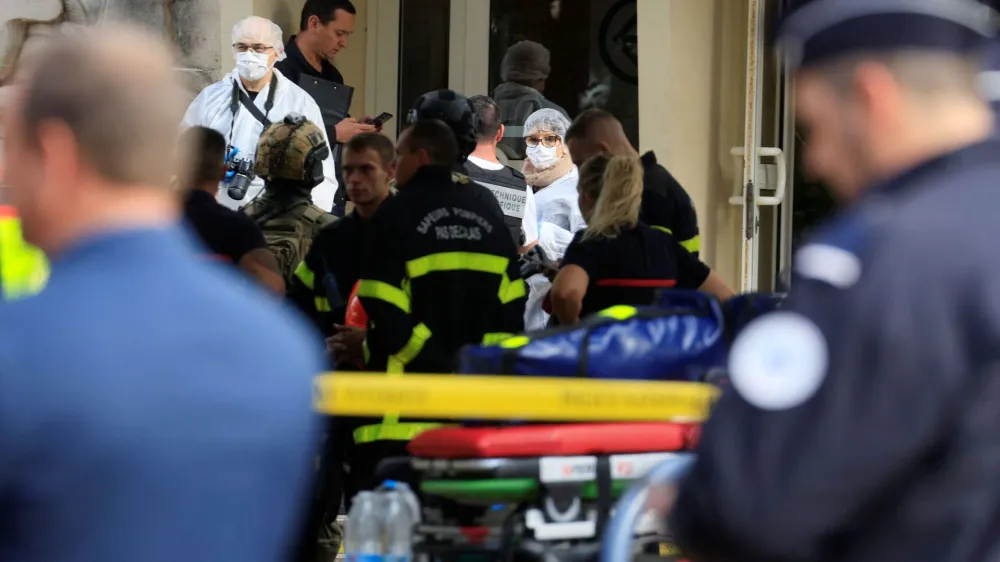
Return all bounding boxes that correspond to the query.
[365,0,400,141]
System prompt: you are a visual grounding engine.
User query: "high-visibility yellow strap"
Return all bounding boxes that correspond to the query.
[599,305,638,321]
[482,332,515,345]
[499,335,530,349]
[405,252,525,304]
[356,279,410,313]
[315,297,331,312]
[407,252,508,278]
[386,322,432,373]
[294,261,315,289]
[499,276,526,303]
[353,422,447,443]
[651,226,700,254]
[315,373,718,422]
[362,338,371,365]
[679,235,701,253]
[0,215,48,301]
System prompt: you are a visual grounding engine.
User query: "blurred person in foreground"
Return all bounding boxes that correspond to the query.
[0,26,324,562]
[243,114,338,286]
[178,126,284,294]
[183,16,338,211]
[655,3,1000,562]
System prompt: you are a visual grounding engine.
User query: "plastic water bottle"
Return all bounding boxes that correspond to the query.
[346,491,383,562]
[381,481,418,562]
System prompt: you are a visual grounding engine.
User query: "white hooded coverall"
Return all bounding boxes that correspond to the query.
[182,68,339,211]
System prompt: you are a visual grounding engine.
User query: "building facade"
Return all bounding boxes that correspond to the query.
[0,0,814,292]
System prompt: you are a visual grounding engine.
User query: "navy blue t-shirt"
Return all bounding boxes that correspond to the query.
[0,226,324,562]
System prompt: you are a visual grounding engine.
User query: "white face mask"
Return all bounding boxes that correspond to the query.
[526,144,560,169]
[236,51,272,81]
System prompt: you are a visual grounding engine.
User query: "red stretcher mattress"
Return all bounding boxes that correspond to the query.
[408,423,700,459]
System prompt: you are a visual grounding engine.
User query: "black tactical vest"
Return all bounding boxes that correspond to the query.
[462,161,529,247]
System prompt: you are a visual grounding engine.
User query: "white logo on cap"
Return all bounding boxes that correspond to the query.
[728,311,829,411]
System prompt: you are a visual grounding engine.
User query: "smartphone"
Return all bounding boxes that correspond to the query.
[369,112,394,127]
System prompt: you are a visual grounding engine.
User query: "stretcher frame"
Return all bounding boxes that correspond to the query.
[296,373,714,562]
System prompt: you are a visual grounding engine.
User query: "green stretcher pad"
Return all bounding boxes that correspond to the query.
[421,478,632,504]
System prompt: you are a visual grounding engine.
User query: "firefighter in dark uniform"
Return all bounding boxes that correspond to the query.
[351,114,526,489]
[658,3,1000,562]
[463,95,534,251]
[407,90,509,233]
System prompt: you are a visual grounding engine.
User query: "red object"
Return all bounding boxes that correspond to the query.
[408,423,699,458]
[458,526,491,545]
[345,280,368,328]
[595,278,677,288]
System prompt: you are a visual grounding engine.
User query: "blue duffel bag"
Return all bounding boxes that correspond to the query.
[458,291,728,382]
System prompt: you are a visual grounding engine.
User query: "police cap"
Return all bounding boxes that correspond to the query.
[775,0,998,70]
[408,89,479,164]
[254,113,330,184]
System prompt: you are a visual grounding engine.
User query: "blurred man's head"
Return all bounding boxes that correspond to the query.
[178,127,227,193]
[232,16,285,87]
[470,95,503,147]
[794,50,987,201]
[299,0,357,60]
[1,25,186,253]
[343,132,393,213]
[565,108,634,168]
[394,120,459,187]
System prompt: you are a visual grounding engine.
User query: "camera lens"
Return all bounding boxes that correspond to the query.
[227,173,252,200]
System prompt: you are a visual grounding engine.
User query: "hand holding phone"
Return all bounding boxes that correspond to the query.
[369,112,394,128]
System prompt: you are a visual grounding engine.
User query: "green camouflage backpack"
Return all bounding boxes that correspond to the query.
[246,200,337,284]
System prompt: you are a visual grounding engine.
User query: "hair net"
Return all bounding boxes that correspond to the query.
[523,108,571,139]
[500,40,552,83]
[232,16,287,61]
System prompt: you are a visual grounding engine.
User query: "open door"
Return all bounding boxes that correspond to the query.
[729,0,795,293]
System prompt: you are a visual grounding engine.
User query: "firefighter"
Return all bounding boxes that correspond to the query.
[351,113,526,491]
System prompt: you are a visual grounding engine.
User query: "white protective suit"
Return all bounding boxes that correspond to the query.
[525,166,585,331]
[182,68,338,211]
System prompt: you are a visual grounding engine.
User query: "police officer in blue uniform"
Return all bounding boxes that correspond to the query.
[661,2,1000,561]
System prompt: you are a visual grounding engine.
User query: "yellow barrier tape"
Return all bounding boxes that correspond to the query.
[314,373,718,422]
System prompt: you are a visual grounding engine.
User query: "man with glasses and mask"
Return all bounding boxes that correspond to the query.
[182,16,339,211]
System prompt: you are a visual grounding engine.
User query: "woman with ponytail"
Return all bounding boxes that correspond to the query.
[549,153,733,324]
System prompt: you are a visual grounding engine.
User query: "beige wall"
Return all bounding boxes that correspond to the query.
[637,0,749,288]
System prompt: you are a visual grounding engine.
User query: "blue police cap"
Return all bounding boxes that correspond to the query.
[775,0,998,70]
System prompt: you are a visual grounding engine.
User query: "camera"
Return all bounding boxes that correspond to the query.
[225,156,256,201]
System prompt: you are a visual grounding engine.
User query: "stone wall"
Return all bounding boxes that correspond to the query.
[0,0,222,96]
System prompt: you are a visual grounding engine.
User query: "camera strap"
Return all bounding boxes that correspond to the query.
[228,73,279,139]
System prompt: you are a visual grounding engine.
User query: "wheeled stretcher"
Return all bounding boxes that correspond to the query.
[402,423,698,562]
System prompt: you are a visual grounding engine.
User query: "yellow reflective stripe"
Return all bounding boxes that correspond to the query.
[315,297,331,312]
[386,322,432,373]
[499,275,526,304]
[353,422,447,443]
[362,338,371,365]
[482,332,515,345]
[294,261,315,290]
[651,226,699,254]
[0,215,48,300]
[600,305,638,320]
[356,279,410,313]
[406,252,508,278]
[406,252,523,304]
[500,335,531,349]
[679,234,701,253]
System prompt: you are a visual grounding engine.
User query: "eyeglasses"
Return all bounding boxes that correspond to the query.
[525,135,561,148]
[233,43,274,54]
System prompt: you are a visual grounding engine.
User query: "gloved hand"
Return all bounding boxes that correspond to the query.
[518,246,557,279]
